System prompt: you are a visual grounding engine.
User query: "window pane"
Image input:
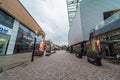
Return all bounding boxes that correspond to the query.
[0,10,14,29]
[4,16,14,28]
[0,11,5,25]
[14,24,35,53]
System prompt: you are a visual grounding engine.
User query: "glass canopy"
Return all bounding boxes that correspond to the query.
[67,0,81,26]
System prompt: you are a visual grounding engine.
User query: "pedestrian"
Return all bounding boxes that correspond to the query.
[79,43,84,58]
[81,43,84,54]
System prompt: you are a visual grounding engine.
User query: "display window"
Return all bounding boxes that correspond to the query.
[97,30,120,56]
[109,34,120,56]
[0,33,10,55]
[14,24,35,53]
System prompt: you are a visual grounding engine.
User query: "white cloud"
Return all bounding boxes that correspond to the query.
[20,0,69,45]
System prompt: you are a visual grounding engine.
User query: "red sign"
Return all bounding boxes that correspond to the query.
[39,41,44,52]
[97,40,101,53]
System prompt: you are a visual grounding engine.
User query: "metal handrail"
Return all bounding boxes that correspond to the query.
[94,11,120,31]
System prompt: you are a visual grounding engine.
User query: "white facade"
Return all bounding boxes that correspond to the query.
[68,7,83,46]
[68,0,120,46]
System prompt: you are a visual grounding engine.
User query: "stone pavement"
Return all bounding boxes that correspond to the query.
[0,50,120,80]
[0,52,32,72]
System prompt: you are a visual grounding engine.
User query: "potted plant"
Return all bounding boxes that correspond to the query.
[34,49,44,56]
[87,49,101,66]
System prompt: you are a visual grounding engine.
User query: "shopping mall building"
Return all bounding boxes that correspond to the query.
[0,0,45,55]
[68,0,120,55]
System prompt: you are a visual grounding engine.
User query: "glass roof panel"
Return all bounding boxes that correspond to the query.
[67,0,80,26]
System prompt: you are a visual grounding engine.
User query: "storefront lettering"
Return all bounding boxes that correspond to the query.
[23,35,33,41]
[0,27,8,33]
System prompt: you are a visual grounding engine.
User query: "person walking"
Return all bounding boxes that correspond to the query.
[79,43,84,58]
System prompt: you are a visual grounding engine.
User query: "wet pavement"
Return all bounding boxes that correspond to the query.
[0,50,120,80]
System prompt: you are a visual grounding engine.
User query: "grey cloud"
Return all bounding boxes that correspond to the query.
[20,0,69,45]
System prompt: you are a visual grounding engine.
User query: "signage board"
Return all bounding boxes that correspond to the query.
[0,26,8,33]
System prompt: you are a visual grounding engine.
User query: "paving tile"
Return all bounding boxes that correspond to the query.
[0,50,120,80]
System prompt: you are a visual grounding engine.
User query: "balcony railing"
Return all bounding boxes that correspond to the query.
[94,11,120,31]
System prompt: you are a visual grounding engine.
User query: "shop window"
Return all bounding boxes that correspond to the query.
[110,34,120,40]
[0,11,5,24]
[14,24,35,53]
[0,9,14,29]
[0,33,10,55]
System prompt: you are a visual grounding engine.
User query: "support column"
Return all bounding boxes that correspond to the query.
[70,46,73,53]
[6,20,19,55]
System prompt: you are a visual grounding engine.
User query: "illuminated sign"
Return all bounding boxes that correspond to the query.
[0,26,8,33]
[96,40,101,53]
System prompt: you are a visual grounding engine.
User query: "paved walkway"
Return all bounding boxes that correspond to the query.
[0,50,120,80]
[0,53,32,72]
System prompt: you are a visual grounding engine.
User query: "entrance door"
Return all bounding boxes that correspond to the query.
[0,33,10,55]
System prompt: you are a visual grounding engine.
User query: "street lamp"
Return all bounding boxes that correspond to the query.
[31,31,37,62]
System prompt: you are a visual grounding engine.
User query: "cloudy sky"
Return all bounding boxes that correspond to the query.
[20,0,69,45]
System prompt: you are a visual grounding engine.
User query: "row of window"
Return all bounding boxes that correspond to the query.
[0,9,14,29]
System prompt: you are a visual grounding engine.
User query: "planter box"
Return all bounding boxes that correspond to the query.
[34,50,44,56]
[87,56,102,66]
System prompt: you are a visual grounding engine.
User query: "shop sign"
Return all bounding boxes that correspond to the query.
[0,26,8,33]
[23,35,33,41]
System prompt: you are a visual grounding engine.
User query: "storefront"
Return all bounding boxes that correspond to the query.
[14,24,35,53]
[98,29,120,56]
[0,0,45,55]
[0,9,16,55]
[0,8,40,55]
[92,18,120,57]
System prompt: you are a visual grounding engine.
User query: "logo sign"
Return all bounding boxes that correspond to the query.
[0,26,8,33]
[23,35,33,41]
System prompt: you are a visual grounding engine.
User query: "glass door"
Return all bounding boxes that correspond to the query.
[0,33,10,55]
